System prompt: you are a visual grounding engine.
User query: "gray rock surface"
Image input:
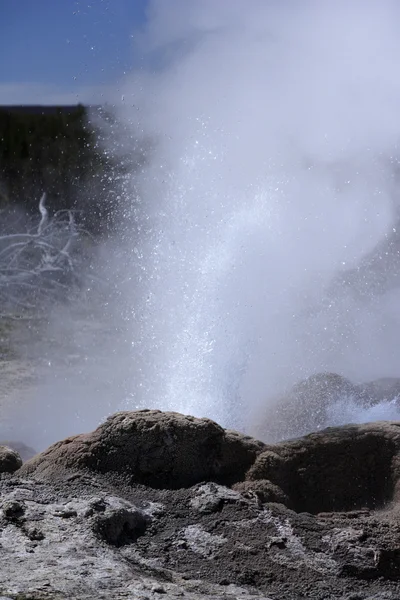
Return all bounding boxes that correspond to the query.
[0,480,272,600]
[2,410,400,599]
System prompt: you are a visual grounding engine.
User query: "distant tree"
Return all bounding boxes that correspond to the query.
[0,105,112,232]
[0,104,149,235]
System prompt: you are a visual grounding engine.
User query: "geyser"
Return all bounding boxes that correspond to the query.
[111,0,400,432]
[4,0,400,450]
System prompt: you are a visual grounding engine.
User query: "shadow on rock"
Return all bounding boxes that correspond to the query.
[246,422,400,513]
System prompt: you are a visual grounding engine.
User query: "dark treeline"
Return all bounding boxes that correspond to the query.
[0,104,137,234]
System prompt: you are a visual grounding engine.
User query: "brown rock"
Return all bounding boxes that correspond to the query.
[0,441,37,462]
[0,445,23,473]
[220,429,266,485]
[20,409,264,489]
[232,479,289,505]
[247,421,400,514]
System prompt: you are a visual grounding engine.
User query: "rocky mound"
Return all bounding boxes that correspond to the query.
[20,409,266,488]
[3,409,400,600]
[0,444,22,473]
[253,373,357,441]
[255,372,400,442]
[358,377,400,405]
[0,440,37,461]
[245,421,400,513]
[20,411,400,514]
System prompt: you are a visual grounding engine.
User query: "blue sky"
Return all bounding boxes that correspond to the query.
[0,0,148,104]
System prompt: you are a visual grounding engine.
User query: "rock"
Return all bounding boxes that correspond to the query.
[253,372,400,443]
[1,499,25,520]
[232,479,289,505]
[20,409,265,488]
[220,429,266,484]
[2,414,400,598]
[0,444,22,473]
[254,372,361,442]
[356,378,400,407]
[181,524,227,558]
[92,497,150,547]
[0,440,37,461]
[0,481,276,600]
[247,421,400,513]
[190,483,243,513]
[290,372,358,405]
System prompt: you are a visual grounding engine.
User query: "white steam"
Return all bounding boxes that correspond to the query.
[112,0,400,430]
[4,0,400,448]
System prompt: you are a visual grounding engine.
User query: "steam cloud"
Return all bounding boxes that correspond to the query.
[115,0,400,431]
[5,0,400,448]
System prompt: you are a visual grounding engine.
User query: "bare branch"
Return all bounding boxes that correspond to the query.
[0,192,98,316]
[37,192,49,235]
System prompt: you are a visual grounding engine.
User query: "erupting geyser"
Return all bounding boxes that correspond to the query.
[5,0,400,449]
[112,0,400,433]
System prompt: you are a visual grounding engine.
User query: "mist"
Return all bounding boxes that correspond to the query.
[113,0,400,431]
[3,0,400,448]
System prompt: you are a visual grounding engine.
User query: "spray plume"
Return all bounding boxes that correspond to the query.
[4,0,400,448]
